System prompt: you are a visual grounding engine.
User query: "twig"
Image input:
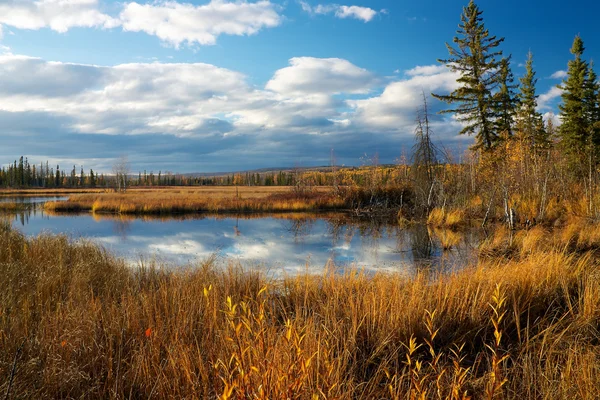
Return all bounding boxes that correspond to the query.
[4,341,25,400]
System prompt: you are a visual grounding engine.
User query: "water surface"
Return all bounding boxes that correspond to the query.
[4,197,480,276]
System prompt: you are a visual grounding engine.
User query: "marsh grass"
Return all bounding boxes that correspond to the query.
[427,207,466,229]
[1,224,600,398]
[0,202,31,212]
[44,188,346,215]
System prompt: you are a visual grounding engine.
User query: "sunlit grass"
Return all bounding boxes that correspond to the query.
[1,223,600,398]
[43,187,348,214]
[0,202,31,212]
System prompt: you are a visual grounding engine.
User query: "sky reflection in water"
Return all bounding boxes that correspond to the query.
[6,201,479,277]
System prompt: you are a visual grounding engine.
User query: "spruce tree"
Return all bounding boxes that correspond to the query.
[517,51,547,148]
[493,57,518,138]
[433,0,505,150]
[558,35,590,168]
[584,62,600,151]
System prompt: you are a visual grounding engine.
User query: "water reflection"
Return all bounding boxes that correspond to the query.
[4,197,480,276]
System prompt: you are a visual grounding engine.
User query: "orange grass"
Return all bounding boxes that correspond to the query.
[0,202,31,212]
[43,187,346,215]
[1,223,600,398]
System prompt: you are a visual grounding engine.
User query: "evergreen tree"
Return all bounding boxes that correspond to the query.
[433,0,505,150]
[493,57,518,138]
[516,51,548,148]
[558,35,590,168]
[55,166,60,187]
[584,62,600,150]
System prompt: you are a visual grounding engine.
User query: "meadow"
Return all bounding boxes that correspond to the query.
[1,218,600,399]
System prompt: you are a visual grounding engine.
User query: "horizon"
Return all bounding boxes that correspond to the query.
[1,0,598,173]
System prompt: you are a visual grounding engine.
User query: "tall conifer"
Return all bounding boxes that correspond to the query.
[558,36,590,167]
[494,57,518,138]
[433,0,505,150]
[517,51,547,148]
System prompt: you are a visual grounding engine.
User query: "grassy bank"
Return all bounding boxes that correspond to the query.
[1,222,600,398]
[0,202,31,212]
[44,189,346,214]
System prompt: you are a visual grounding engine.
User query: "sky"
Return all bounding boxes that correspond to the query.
[0,0,598,173]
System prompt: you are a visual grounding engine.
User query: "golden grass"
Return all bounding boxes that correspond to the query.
[427,207,466,229]
[42,187,347,215]
[0,202,31,212]
[431,228,464,250]
[1,223,600,398]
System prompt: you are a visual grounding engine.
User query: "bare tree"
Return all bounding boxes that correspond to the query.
[412,91,440,212]
[112,155,130,192]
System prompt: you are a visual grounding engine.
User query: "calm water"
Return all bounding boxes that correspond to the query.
[4,197,480,276]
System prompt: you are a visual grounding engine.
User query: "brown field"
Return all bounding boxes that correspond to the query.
[1,220,600,399]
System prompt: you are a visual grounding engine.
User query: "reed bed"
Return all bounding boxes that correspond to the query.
[1,222,599,399]
[427,207,466,229]
[0,202,31,212]
[44,190,347,215]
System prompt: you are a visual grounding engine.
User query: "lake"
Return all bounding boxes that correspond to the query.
[3,197,481,276]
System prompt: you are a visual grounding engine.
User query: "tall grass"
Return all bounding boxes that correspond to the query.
[1,224,600,398]
[44,190,347,215]
[0,202,31,212]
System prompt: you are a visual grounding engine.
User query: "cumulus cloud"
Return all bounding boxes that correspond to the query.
[0,54,472,171]
[0,0,119,33]
[404,65,447,77]
[0,0,282,48]
[119,0,282,47]
[538,86,563,110]
[348,65,460,134]
[550,70,567,79]
[266,57,377,95]
[300,2,380,22]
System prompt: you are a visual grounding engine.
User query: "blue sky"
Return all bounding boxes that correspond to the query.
[0,0,598,173]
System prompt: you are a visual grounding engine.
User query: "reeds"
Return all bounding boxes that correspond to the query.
[427,207,466,229]
[1,224,600,398]
[0,202,31,212]
[44,189,347,215]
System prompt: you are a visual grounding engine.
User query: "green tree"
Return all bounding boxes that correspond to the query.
[433,0,505,151]
[584,62,600,150]
[516,51,547,149]
[493,57,518,138]
[558,35,590,169]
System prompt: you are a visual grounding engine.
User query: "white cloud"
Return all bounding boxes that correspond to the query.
[348,65,460,133]
[538,86,563,110]
[542,111,561,127]
[404,65,447,77]
[0,0,282,48]
[0,0,119,33]
[0,56,484,170]
[335,5,377,22]
[266,57,377,95]
[119,0,282,47]
[300,2,379,22]
[550,70,567,79]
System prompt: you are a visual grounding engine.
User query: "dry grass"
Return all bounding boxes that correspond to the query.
[427,207,466,229]
[0,202,31,212]
[1,223,600,398]
[43,187,346,215]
